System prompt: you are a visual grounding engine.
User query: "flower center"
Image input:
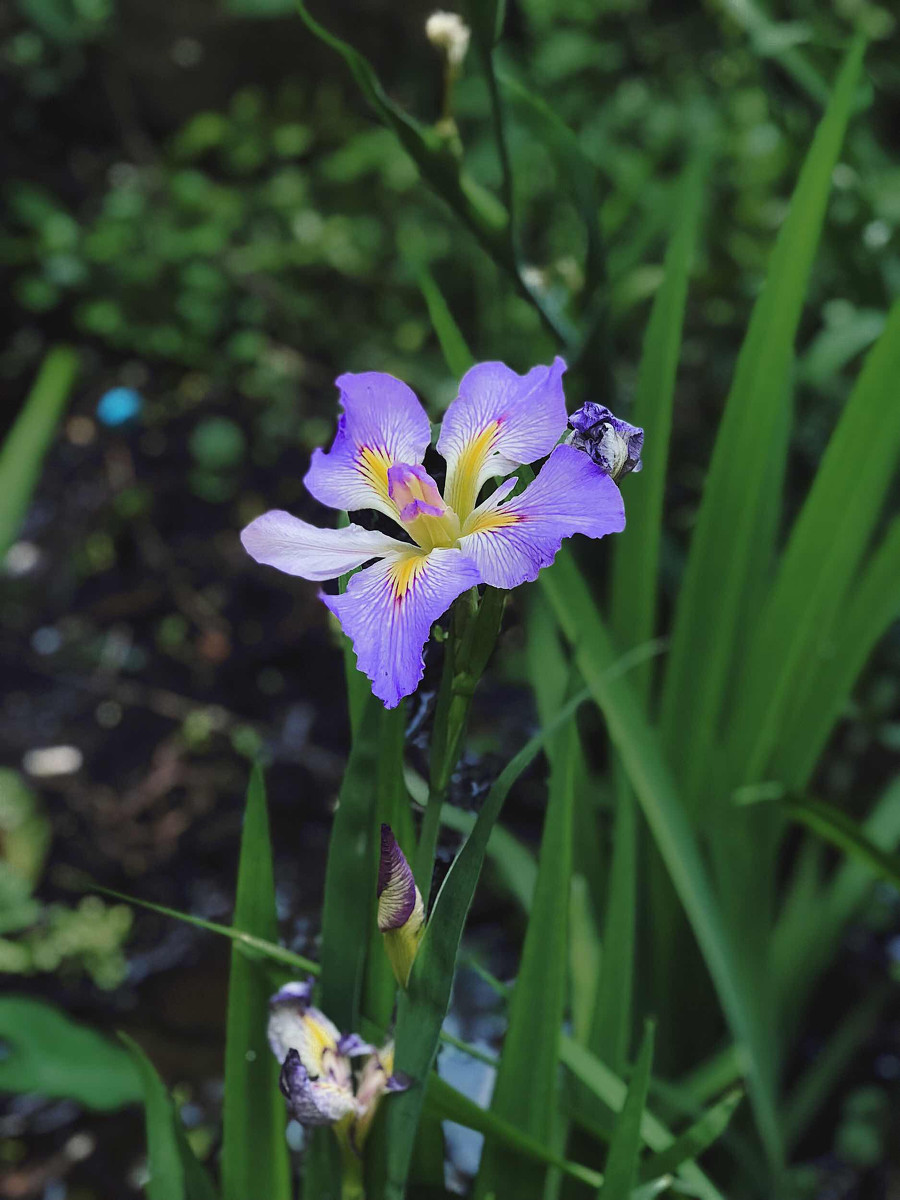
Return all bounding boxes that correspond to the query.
[387,462,460,551]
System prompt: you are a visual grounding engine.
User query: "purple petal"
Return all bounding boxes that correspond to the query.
[279,1049,356,1127]
[384,1071,412,1093]
[241,510,407,581]
[304,373,432,519]
[321,547,481,708]
[336,1033,377,1058]
[269,978,314,1009]
[387,463,447,522]
[457,444,625,589]
[568,402,643,480]
[377,824,417,932]
[437,358,567,519]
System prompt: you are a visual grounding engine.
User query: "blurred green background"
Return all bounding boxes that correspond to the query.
[1,0,899,1196]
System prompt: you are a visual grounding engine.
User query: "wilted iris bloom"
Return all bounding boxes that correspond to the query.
[377,824,425,987]
[268,978,407,1148]
[567,402,643,482]
[241,359,626,707]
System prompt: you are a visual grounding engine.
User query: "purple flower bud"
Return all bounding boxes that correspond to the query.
[377,824,419,932]
[567,402,643,482]
[278,1048,357,1126]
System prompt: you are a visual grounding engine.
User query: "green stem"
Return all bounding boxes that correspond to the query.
[415,588,506,904]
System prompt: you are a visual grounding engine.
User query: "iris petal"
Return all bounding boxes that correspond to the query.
[304,372,432,520]
[457,444,625,589]
[322,547,481,708]
[241,510,410,581]
[437,357,567,519]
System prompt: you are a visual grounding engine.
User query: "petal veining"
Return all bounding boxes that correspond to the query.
[437,358,567,520]
[304,372,432,520]
[322,547,481,708]
[457,443,625,589]
[241,510,409,581]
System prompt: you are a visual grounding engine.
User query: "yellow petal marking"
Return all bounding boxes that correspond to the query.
[445,420,502,520]
[389,551,430,601]
[356,445,396,509]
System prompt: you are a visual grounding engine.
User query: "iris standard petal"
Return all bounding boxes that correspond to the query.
[304,372,432,520]
[322,547,481,708]
[241,510,409,582]
[457,443,625,589]
[437,357,567,520]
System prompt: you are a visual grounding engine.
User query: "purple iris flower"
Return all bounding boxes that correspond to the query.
[241,359,626,708]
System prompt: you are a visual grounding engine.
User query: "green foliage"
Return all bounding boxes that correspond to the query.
[0,997,141,1109]
[122,1034,219,1200]
[0,346,78,559]
[600,1021,654,1199]
[221,765,291,1200]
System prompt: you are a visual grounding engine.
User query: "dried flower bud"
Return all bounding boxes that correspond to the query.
[567,403,644,482]
[377,824,425,987]
[425,10,471,68]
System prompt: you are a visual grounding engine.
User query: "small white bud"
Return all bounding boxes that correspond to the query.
[425,10,471,68]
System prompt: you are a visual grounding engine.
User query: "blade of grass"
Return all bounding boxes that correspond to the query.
[639,1089,743,1181]
[773,514,900,789]
[411,257,476,380]
[0,346,79,558]
[659,37,867,810]
[474,713,577,1199]
[122,1034,218,1200]
[782,797,900,893]
[541,550,782,1172]
[600,1022,655,1199]
[221,765,291,1200]
[560,1036,725,1200]
[425,1075,603,1190]
[318,696,381,1030]
[726,301,900,787]
[384,687,591,1199]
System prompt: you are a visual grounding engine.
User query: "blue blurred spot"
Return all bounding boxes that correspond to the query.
[96,387,143,427]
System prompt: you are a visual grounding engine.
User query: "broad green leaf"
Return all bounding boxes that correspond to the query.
[475,713,577,1199]
[425,1074,603,1190]
[560,1036,725,1200]
[540,550,782,1171]
[121,1034,218,1200]
[783,797,900,893]
[773,514,900,788]
[600,1022,655,1199]
[659,38,867,809]
[727,301,900,787]
[0,346,79,558]
[0,997,140,1109]
[640,1089,743,1181]
[221,765,291,1200]
[384,688,590,1199]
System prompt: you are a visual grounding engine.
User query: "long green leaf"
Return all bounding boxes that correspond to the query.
[122,1034,217,1200]
[727,301,900,786]
[783,797,900,892]
[0,346,79,558]
[773,514,900,787]
[318,698,381,1030]
[221,765,291,1200]
[600,1023,655,1199]
[560,1036,725,1200]
[640,1089,743,1181]
[426,1074,603,1190]
[412,258,477,380]
[0,997,140,1109]
[659,38,867,808]
[540,550,782,1171]
[475,713,576,1199]
[384,688,590,1199]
